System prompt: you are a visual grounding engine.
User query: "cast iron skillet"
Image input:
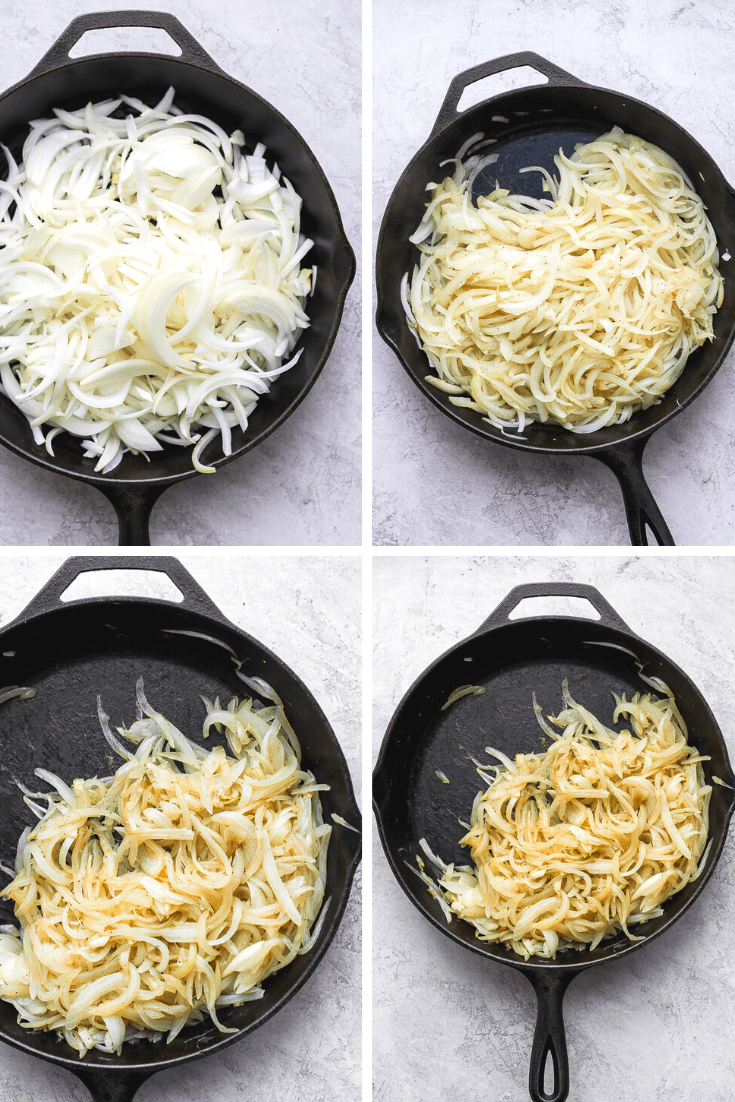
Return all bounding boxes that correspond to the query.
[0,11,355,545]
[373,581,735,1102]
[376,53,735,546]
[0,556,361,1102]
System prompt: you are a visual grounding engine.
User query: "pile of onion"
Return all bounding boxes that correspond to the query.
[403,128,723,433]
[0,88,313,473]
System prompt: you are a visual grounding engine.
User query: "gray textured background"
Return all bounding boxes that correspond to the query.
[373,0,735,547]
[0,0,361,546]
[373,555,735,1102]
[0,553,361,1101]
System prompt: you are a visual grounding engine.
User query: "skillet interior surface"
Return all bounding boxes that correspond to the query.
[0,46,354,486]
[377,80,735,456]
[375,612,734,971]
[0,590,361,1075]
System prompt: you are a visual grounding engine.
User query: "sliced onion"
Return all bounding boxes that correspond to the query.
[0,90,314,473]
[405,129,723,432]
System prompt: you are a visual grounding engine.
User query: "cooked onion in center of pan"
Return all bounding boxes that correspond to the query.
[0,677,330,1056]
[0,88,314,474]
[414,674,710,959]
[403,128,723,434]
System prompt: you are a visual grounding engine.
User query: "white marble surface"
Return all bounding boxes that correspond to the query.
[0,552,361,1101]
[373,555,735,1102]
[373,0,735,547]
[0,0,361,546]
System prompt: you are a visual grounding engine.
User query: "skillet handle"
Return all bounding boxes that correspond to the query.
[525,971,575,1102]
[476,582,632,635]
[431,52,588,137]
[71,1067,152,1102]
[27,9,224,79]
[594,440,675,546]
[11,555,230,624]
[96,483,167,547]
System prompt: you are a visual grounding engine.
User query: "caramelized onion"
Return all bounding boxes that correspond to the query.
[0,679,330,1055]
[420,678,710,959]
[404,129,723,433]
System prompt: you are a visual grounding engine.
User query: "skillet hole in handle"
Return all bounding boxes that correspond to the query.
[475,581,633,636]
[27,9,224,80]
[431,51,589,138]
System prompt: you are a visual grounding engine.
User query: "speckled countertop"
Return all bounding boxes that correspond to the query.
[373,555,735,1102]
[0,0,361,547]
[0,553,361,1102]
[373,0,735,547]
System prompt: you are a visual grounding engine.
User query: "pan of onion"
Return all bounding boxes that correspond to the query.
[373,581,735,1102]
[376,52,735,545]
[0,11,355,544]
[0,556,361,1102]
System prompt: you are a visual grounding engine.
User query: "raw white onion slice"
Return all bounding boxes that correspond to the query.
[0,89,314,473]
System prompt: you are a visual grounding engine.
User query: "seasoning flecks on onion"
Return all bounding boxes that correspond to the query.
[0,678,330,1056]
[404,129,723,433]
[420,677,710,960]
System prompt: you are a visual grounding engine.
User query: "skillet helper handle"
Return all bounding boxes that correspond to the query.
[27,9,223,78]
[526,971,574,1102]
[595,440,674,546]
[477,582,632,634]
[431,51,588,137]
[13,555,229,624]
[71,1067,152,1102]
[96,483,166,547]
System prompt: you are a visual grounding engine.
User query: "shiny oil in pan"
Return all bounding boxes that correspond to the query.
[469,125,603,201]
